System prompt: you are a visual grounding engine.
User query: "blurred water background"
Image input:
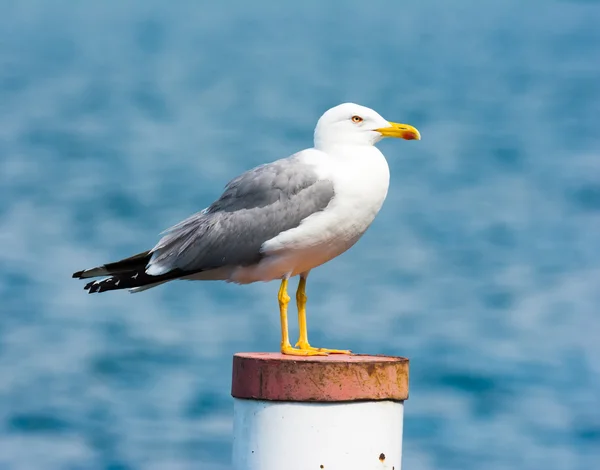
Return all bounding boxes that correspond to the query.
[1,1,599,469]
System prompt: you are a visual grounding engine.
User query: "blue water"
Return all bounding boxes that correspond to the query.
[1,1,599,469]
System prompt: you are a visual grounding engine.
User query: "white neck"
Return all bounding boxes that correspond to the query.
[314,131,383,152]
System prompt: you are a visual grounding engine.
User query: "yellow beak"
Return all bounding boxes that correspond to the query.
[376,122,421,140]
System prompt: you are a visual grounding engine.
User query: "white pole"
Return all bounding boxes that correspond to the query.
[233,399,403,470]
[230,353,409,470]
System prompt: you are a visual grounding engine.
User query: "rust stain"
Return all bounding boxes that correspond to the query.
[308,375,322,390]
[379,452,386,462]
[373,370,383,388]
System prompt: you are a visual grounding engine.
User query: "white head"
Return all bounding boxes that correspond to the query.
[313,102,420,150]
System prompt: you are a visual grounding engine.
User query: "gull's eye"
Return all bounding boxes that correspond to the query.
[351,115,363,123]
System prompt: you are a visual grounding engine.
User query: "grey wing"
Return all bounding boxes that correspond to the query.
[146,155,334,275]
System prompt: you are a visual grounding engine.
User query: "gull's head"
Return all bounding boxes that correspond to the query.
[313,102,421,150]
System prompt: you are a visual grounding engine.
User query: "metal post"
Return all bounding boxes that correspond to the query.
[231,353,409,470]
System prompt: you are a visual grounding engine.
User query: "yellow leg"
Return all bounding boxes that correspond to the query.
[294,276,352,355]
[296,276,309,346]
[279,278,326,356]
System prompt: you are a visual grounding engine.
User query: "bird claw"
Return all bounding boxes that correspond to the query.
[294,341,352,355]
[281,344,328,356]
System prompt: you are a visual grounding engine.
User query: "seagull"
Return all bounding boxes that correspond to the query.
[73,103,420,356]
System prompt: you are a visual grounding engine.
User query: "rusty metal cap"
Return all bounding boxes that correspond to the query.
[231,352,409,402]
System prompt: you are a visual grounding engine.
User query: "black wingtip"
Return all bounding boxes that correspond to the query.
[73,270,84,279]
[86,281,103,293]
[84,277,124,294]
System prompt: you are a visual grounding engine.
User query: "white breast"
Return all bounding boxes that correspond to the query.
[231,147,390,283]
